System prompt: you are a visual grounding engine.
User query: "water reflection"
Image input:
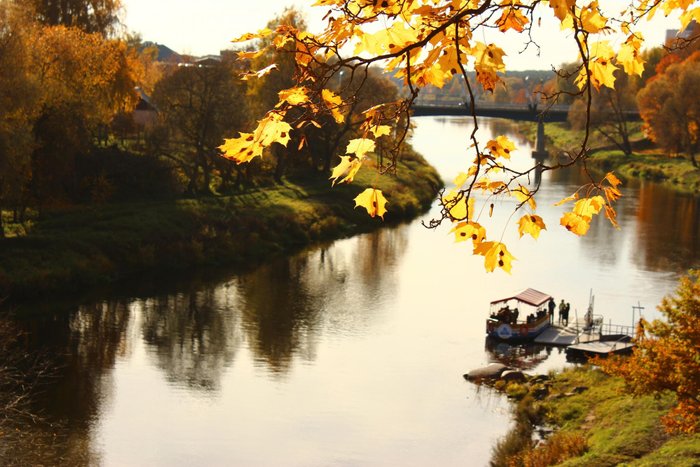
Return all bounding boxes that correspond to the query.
[633,182,700,272]
[140,288,242,390]
[484,337,552,371]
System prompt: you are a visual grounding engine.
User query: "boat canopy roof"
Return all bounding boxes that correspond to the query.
[490,288,552,308]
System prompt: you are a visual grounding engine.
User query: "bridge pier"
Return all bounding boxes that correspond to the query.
[531,120,548,162]
[531,121,548,185]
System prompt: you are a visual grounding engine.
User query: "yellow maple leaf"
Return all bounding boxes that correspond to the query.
[555,192,579,206]
[442,190,475,221]
[370,125,392,138]
[517,214,547,239]
[549,0,575,22]
[472,42,506,92]
[497,4,530,32]
[354,22,419,56]
[474,241,516,273]
[617,34,645,76]
[219,132,263,164]
[573,195,605,218]
[322,89,345,124]
[329,155,363,186]
[237,50,265,60]
[255,112,292,147]
[560,211,591,236]
[346,138,376,158]
[219,112,291,164]
[354,188,388,219]
[486,135,516,159]
[231,28,272,43]
[512,184,537,210]
[580,1,608,33]
[450,221,486,245]
[453,172,469,188]
[278,87,310,106]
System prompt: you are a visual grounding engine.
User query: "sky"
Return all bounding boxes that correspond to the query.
[122,0,683,71]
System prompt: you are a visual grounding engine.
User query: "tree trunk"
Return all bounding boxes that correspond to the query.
[273,145,287,183]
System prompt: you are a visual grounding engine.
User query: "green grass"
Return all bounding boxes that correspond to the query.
[0,152,441,300]
[491,366,700,466]
[518,121,700,194]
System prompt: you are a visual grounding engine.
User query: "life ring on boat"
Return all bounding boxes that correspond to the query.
[496,324,513,339]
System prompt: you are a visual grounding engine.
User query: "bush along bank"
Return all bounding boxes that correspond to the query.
[468,365,700,466]
[0,151,442,301]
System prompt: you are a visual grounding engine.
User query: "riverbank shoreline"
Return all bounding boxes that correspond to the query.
[0,152,441,302]
[478,365,700,465]
[521,122,700,194]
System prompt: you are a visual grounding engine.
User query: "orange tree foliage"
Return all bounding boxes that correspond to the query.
[599,270,700,434]
[638,51,700,168]
[221,0,699,273]
[0,1,144,212]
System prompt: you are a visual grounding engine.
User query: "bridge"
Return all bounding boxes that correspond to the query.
[411,101,641,123]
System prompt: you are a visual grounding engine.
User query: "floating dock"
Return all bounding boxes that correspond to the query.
[534,323,599,346]
[565,334,635,360]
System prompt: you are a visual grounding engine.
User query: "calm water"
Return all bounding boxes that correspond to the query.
[7,117,700,466]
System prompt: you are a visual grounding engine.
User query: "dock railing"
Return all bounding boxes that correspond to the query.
[599,321,635,338]
[571,314,635,344]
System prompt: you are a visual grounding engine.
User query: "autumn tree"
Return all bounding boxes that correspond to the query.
[151,57,247,195]
[0,3,39,235]
[599,270,700,434]
[220,1,699,272]
[26,0,121,36]
[568,71,641,155]
[638,53,700,168]
[27,25,142,207]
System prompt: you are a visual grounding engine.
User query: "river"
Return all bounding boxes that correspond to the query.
[5,116,700,466]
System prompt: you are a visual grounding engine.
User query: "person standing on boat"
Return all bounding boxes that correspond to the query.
[558,299,566,324]
[563,302,571,326]
[548,298,555,324]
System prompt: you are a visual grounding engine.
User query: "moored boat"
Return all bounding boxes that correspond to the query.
[486,288,553,341]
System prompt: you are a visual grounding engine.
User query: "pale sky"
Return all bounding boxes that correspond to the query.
[121,0,682,71]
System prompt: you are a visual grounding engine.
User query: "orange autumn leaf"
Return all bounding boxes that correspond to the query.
[560,211,591,236]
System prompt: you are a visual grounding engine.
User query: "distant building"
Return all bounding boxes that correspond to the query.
[133,87,157,129]
[666,20,698,43]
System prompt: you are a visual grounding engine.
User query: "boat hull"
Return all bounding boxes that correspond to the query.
[486,316,551,342]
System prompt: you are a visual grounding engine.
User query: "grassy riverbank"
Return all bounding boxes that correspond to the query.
[489,365,700,466]
[522,122,700,194]
[0,151,441,300]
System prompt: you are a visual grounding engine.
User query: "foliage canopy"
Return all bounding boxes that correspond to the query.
[221,0,698,272]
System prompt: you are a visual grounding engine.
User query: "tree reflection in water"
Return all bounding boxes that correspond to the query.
[140,285,242,391]
[238,226,408,374]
